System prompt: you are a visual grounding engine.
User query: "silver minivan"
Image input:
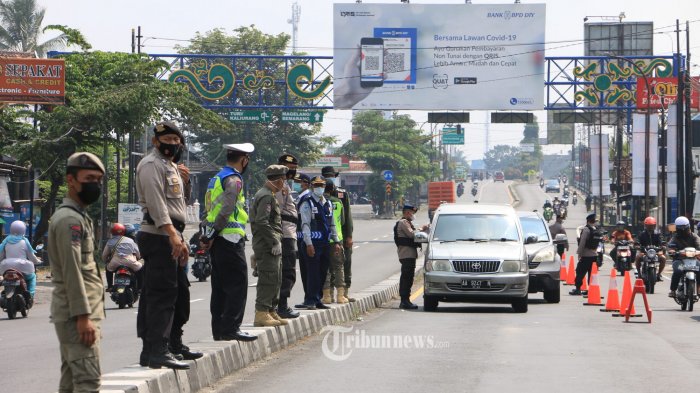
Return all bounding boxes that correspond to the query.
[417,204,530,312]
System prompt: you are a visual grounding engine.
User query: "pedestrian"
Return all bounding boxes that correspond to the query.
[585,194,592,211]
[569,212,601,296]
[321,166,355,301]
[48,152,105,391]
[394,204,429,309]
[548,214,569,259]
[296,176,341,309]
[251,164,288,326]
[135,121,190,369]
[200,143,258,342]
[274,154,301,319]
[322,179,348,304]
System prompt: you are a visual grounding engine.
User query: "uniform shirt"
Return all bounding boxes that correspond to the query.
[548,221,569,250]
[331,187,353,241]
[396,218,419,259]
[136,149,186,236]
[576,225,599,258]
[275,181,297,239]
[47,197,104,322]
[251,186,282,250]
[299,192,339,246]
[213,175,244,244]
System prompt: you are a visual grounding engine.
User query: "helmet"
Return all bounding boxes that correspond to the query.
[111,223,126,236]
[675,216,690,230]
[643,217,657,226]
[616,221,625,226]
[124,223,137,237]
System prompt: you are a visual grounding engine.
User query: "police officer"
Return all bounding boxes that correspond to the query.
[294,173,312,307]
[251,165,288,326]
[395,204,429,309]
[321,166,355,301]
[275,154,300,319]
[135,121,190,369]
[200,143,258,342]
[322,179,348,304]
[570,213,600,296]
[48,152,105,392]
[296,176,341,309]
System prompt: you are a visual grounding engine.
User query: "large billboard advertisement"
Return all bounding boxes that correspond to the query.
[333,3,545,110]
[0,58,65,104]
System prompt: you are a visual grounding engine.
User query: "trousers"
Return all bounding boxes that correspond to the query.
[254,246,282,311]
[300,242,330,305]
[210,237,248,336]
[575,256,597,289]
[324,245,346,289]
[279,238,297,300]
[54,320,101,393]
[399,258,417,298]
[344,245,353,288]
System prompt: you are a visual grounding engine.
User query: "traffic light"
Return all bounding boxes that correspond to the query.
[456,124,462,134]
[386,183,392,195]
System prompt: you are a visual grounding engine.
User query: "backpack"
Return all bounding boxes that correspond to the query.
[394,219,417,247]
[584,225,605,249]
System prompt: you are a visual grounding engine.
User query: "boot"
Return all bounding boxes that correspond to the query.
[139,339,150,367]
[330,287,336,303]
[345,287,356,302]
[254,311,283,327]
[269,310,289,325]
[336,287,349,304]
[170,333,203,361]
[399,298,418,310]
[277,298,300,319]
[321,288,332,304]
[148,340,190,370]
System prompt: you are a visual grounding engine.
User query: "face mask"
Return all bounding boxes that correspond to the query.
[241,157,249,174]
[78,182,102,205]
[292,183,302,192]
[286,169,297,179]
[158,141,182,159]
[173,145,184,163]
[405,213,414,221]
[313,187,325,197]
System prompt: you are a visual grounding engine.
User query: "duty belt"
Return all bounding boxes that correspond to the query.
[281,214,297,224]
[143,212,186,233]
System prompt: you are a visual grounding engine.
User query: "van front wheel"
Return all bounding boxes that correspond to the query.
[512,294,528,313]
[423,296,438,312]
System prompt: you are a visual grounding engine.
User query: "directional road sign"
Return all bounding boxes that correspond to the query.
[382,170,394,181]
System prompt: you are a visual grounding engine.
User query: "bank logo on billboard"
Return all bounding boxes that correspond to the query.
[510,97,535,106]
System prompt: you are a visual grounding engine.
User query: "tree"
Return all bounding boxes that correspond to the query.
[0,0,91,56]
[483,145,520,172]
[519,117,543,177]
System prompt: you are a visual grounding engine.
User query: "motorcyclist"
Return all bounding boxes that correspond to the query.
[609,221,633,262]
[634,216,666,282]
[0,220,39,298]
[102,223,143,292]
[668,216,700,297]
[549,215,569,258]
[543,199,553,210]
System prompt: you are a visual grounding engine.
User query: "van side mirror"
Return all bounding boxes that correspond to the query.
[414,231,429,243]
[525,235,538,244]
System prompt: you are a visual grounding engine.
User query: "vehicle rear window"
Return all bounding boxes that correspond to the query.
[433,214,519,242]
[519,217,550,242]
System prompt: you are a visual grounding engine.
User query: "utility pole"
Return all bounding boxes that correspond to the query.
[676,19,685,216]
[288,3,301,54]
[684,20,693,217]
[128,27,142,204]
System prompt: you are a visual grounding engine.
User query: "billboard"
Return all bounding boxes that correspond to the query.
[636,77,699,110]
[631,113,659,196]
[333,3,545,110]
[0,58,65,104]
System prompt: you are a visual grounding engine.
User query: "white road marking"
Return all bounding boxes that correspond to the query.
[353,246,360,249]
[190,298,203,303]
[382,235,388,238]
[373,238,379,241]
[362,242,369,244]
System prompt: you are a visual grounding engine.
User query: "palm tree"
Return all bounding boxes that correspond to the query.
[0,0,89,57]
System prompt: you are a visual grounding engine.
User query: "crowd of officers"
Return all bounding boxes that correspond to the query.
[45,121,356,391]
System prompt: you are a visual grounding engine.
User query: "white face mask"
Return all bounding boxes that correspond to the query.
[313,187,325,197]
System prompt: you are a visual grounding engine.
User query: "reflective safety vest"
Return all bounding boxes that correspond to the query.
[204,166,248,236]
[330,198,344,243]
[296,194,332,245]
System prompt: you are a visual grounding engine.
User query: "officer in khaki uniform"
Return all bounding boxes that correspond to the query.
[275,154,300,319]
[251,165,288,327]
[135,121,190,370]
[322,179,349,304]
[48,152,105,393]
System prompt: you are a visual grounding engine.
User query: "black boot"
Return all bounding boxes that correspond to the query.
[277,297,300,319]
[170,334,203,361]
[399,298,418,310]
[139,339,150,367]
[148,339,190,370]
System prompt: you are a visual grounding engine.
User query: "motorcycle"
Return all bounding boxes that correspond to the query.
[614,240,633,276]
[543,207,554,222]
[110,265,139,309]
[672,248,700,311]
[471,187,477,197]
[457,185,464,198]
[0,269,31,319]
[539,179,544,188]
[572,194,578,205]
[191,246,212,282]
[639,245,661,294]
[554,204,567,219]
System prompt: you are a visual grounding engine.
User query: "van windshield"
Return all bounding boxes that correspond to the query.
[433,214,519,242]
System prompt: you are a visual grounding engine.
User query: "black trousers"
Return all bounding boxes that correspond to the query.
[297,239,307,295]
[279,238,297,301]
[575,256,597,289]
[210,237,247,336]
[171,266,190,340]
[136,232,179,344]
[399,258,417,299]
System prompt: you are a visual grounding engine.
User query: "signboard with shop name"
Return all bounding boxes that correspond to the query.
[118,203,143,229]
[636,77,699,109]
[0,58,65,104]
[309,156,350,168]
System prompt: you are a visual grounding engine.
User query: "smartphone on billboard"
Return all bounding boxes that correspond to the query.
[360,37,384,88]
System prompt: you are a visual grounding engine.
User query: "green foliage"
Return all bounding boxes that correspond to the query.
[484,145,520,171]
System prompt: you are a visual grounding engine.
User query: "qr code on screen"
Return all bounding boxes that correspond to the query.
[364,56,380,71]
[384,52,405,73]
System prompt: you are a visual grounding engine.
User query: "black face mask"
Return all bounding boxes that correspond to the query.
[158,141,182,159]
[286,169,297,179]
[78,182,102,205]
[173,145,184,163]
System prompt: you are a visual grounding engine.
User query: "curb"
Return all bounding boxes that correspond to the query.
[99,271,405,393]
[508,181,521,207]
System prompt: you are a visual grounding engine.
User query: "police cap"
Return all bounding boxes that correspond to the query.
[310,176,326,186]
[298,173,311,183]
[403,204,418,212]
[278,153,298,165]
[66,152,105,174]
[265,164,288,178]
[586,212,597,222]
[223,143,255,154]
[153,121,184,142]
[321,166,339,177]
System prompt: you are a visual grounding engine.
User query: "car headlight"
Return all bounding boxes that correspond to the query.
[502,260,521,272]
[533,248,556,263]
[426,259,452,272]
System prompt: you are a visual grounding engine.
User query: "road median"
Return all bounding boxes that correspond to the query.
[508,181,521,207]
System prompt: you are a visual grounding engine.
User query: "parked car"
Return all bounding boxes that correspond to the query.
[494,171,505,183]
[517,211,560,303]
[416,203,530,313]
[545,179,560,193]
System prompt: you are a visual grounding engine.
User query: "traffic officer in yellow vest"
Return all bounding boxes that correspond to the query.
[321,166,355,301]
[322,179,349,304]
[48,152,105,392]
[251,165,288,326]
[200,143,258,342]
[135,121,190,370]
[275,154,301,319]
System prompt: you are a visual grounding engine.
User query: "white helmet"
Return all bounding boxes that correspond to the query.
[675,216,690,229]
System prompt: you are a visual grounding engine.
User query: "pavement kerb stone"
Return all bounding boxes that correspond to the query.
[508,181,521,207]
[98,268,408,393]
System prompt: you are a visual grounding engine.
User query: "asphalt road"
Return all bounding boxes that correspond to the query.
[1,207,417,393]
[205,180,700,393]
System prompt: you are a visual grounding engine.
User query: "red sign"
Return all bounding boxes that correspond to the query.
[636,77,699,109]
[0,58,65,104]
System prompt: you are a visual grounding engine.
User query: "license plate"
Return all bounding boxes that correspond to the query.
[2,280,19,286]
[461,280,490,289]
[115,278,130,285]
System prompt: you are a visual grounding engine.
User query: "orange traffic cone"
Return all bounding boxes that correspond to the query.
[559,255,568,282]
[600,268,621,312]
[613,270,641,317]
[565,256,576,285]
[581,274,588,291]
[584,264,603,306]
[562,251,566,263]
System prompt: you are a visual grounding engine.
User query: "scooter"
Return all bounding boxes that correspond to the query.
[191,245,212,282]
[110,265,139,309]
[639,245,661,294]
[613,240,633,276]
[539,178,544,188]
[0,269,31,319]
[672,248,700,311]
[572,194,578,205]
[471,187,477,197]
[543,207,554,222]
